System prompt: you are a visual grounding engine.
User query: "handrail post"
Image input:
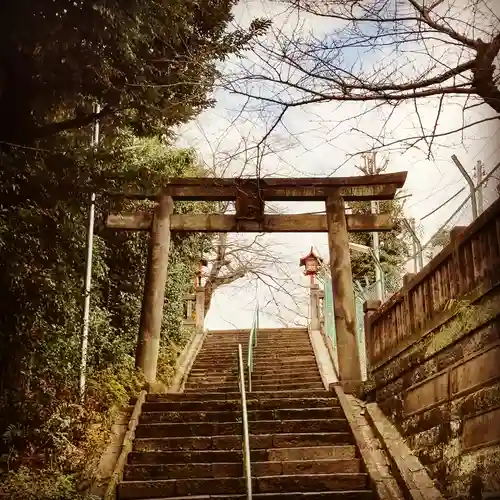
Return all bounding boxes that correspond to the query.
[247,306,258,393]
[247,326,253,393]
[238,344,253,500]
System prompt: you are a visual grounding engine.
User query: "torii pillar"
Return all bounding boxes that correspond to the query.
[326,190,362,390]
[135,195,173,383]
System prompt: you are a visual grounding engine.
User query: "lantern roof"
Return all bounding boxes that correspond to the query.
[299,246,323,267]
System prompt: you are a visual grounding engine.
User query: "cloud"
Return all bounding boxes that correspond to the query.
[175,0,500,329]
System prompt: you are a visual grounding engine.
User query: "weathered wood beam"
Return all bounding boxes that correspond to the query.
[111,183,401,201]
[106,172,407,201]
[106,212,153,230]
[261,183,400,202]
[235,179,265,221]
[106,213,394,232]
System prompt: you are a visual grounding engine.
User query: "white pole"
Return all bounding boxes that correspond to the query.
[476,160,484,215]
[411,218,418,273]
[79,103,100,402]
[451,155,478,220]
[367,152,383,301]
[80,192,96,402]
[371,200,383,301]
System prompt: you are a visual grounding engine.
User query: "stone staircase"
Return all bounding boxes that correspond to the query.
[117,328,376,499]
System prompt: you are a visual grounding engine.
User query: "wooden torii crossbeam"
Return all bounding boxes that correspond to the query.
[106,172,407,390]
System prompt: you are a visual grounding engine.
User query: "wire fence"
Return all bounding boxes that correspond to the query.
[318,267,375,381]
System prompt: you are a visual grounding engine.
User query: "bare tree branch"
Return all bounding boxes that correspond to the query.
[223,0,500,155]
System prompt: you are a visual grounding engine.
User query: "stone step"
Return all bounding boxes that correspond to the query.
[202,340,310,347]
[185,377,240,384]
[199,346,312,354]
[201,339,310,347]
[140,407,346,424]
[146,390,333,402]
[253,355,316,363]
[193,353,316,365]
[128,445,357,465]
[117,491,374,500]
[134,432,354,452]
[250,369,321,379]
[184,385,241,393]
[124,458,361,481]
[135,419,350,438]
[186,374,322,386]
[198,343,316,349]
[184,381,325,393]
[194,351,314,361]
[191,361,318,372]
[141,397,339,413]
[195,349,249,356]
[187,369,239,377]
[250,382,324,392]
[189,363,316,371]
[268,445,357,461]
[118,473,369,498]
[129,449,266,465]
[187,369,322,380]
[252,361,317,368]
[251,373,322,383]
[253,352,315,359]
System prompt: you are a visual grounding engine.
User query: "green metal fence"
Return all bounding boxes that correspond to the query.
[318,268,369,380]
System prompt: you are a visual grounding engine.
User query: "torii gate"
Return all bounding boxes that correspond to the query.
[106,173,407,392]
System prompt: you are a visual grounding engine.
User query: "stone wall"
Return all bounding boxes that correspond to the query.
[364,198,500,499]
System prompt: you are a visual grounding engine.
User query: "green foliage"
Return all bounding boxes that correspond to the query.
[0,467,86,500]
[0,0,269,144]
[349,198,412,294]
[0,132,213,491]
[0,0,268,491]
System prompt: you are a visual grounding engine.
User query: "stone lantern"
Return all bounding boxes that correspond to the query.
[195,258,208,288]
[300,247,323,331]
[299,247,323,285]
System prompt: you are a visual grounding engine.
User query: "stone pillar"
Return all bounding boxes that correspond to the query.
[363,299,381,372]
[450,225,467,244]
[325,191,362,388]
[136,195,174,383]
[310,283,321,331]
[403,273,416,288]
[195,286,205,332]
[186,298,193,322]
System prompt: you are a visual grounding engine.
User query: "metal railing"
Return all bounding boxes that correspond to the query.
[237,344,252,500]
[247,306,258,392]
[317,267,370,380]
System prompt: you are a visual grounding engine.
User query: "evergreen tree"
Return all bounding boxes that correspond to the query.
[348,198,412,296]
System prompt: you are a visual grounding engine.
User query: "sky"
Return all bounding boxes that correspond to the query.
[176,0,500,330]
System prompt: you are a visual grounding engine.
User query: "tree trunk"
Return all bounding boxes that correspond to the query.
[473,36,500,115]
[0,57,38,146]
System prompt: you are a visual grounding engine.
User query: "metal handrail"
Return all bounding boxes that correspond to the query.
[247,306,258,392]
[237,343,252,500]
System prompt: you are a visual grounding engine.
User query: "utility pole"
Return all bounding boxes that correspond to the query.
[475,160,484,215]
[79,103,100,402]
[410,218,418,273]
[363,152,384,302]
[402,217,423,273]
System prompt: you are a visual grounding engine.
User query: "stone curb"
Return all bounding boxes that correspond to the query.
[364,402,444,500]
[331,383,405,500]
[104,389,147,500]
